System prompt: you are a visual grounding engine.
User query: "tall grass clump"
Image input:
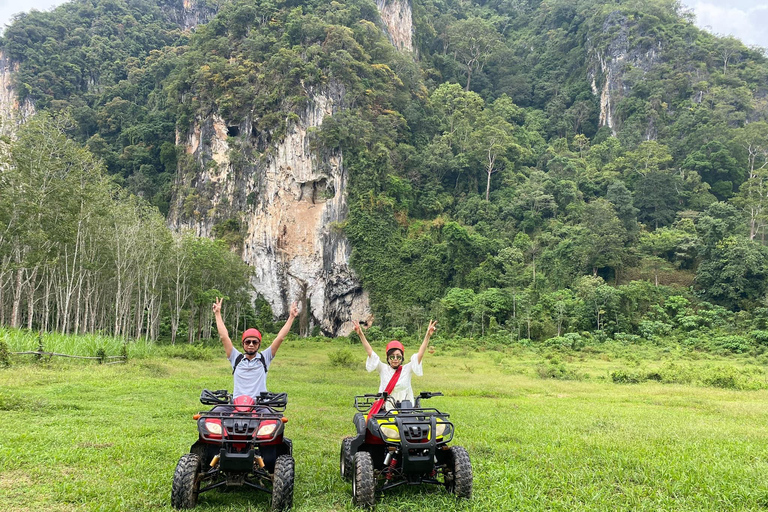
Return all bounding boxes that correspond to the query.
[0,337,10,367]
[157,342,216,361]
[610,361,767,389]
[328,347,356,367]
[3,328,157,360]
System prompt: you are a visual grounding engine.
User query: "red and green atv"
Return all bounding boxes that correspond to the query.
[171,389,294,510]
[340,391,472,507]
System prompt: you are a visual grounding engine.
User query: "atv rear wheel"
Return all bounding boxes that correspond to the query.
[171,453,201,509]
[340,436,354,481]
[272,454,295,511]
[352,451,375,508]
[444,446,472,499]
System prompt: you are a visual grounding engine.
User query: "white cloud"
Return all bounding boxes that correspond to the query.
[688,1,768,50]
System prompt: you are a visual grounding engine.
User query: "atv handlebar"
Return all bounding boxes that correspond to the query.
[199,389,288,410]
[256,391,288,410]
[200,389,231,405]
[418,391,443,400]
[354,393,396,412]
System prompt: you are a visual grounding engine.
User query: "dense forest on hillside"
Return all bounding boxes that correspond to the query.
[2,0,768,352]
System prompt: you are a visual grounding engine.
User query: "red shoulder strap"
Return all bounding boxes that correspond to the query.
[367,366,402,421]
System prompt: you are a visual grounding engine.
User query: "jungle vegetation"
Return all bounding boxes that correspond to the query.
[2,0,768,352]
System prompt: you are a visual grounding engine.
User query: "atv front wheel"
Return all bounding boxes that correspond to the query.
[445,446,472,499]
[171,453,201,509]
[352,451,375,508]
[340,436,354,481]
[272,454,295,511]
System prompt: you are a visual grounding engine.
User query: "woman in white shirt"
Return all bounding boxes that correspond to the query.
[352,319,437,408]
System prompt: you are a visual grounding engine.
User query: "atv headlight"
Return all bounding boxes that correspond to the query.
[380,425,399,440]
[435,422,452,439]
[256,421,278,438]
[204,420,222,435]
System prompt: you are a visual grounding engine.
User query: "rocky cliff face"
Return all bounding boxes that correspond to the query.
[161,0,221,31]
[0,51,36,138]
[168,0,415,337]
[376,0,413,52]
[588,11,662,138]
[168,82,370,336]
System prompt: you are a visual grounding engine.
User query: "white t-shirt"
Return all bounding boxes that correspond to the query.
[366,352,423,406]
[229,346,274,399]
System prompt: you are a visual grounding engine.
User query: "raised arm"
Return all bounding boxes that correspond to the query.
[269,302,299,357]
[416,320,437,364]
[353,321,373,357]
[213,297,234,358]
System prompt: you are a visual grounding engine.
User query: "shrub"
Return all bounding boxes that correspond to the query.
[610,369,645,384]
[328,348,356,368]
[536,358,579,380]
[388,327,408,341]
[158,344,215,361]
[702,366,742,389]
[710,335,752,354]
[0,338,10,368]
[678,315,705,331]
[366,325,384,341]
[613,333,642,344]
[750,330,768,346]
[658,362,696,384]
[638,320,673,341]
[544,333,584,350]
[680,335,704,349]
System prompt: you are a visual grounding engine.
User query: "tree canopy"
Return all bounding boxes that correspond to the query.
[3,0,768,343]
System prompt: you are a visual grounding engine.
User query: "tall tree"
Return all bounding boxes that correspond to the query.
[445,17,502,91]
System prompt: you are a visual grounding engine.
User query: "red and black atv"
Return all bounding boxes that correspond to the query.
[340,391,472,507]
[171,389,294,511]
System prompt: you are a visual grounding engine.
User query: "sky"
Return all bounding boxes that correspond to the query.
[0,0,767,49]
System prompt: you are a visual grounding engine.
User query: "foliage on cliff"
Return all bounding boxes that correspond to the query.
[3,0,768,345]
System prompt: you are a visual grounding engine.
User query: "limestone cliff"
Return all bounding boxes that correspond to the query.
[161,0,222,31]
[0,51,35,138]
[168,83,370,336]
[376,0,413,53]
[588,11,662,138]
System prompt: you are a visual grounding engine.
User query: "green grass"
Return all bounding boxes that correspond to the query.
[1,336,768,511]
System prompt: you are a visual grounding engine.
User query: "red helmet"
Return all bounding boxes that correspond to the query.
[242,328,262,342]
[385,340,404,355]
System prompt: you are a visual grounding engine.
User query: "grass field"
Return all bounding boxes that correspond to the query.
[1,332,768,511]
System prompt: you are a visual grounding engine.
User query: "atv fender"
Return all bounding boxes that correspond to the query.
[282,437,293,456]
[349,413,368,454]
[190,440,216,467]
[353,412,366,435]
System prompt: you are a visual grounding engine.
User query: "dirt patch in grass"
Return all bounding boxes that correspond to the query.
[0,470,33,490]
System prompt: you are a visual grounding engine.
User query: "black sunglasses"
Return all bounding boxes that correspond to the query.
[243,339,260,346]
